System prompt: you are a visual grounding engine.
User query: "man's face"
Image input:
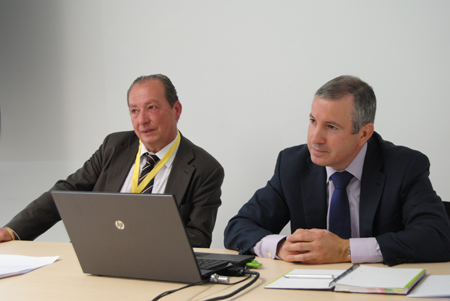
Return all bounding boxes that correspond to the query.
[128,79,182,153]
[307,94,369,170]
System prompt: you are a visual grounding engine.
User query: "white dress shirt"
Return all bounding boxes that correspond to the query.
[120,135,180,194]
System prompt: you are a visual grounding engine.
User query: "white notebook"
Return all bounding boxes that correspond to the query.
[266,264,426,295]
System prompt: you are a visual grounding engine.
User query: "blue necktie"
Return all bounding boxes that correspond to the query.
[329,171,353,239]
[139,153,160,194]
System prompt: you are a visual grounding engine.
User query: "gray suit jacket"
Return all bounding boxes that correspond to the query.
[6,131,224,247]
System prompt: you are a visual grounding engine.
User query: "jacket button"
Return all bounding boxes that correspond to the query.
[396,258,402,264]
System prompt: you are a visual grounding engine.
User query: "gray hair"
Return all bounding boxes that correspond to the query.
[127,74,179,107]
[315,75,376,134]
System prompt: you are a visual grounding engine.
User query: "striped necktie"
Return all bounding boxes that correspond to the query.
[138,153,160,194]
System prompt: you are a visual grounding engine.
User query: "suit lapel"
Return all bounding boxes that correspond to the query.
[104,136,139,192]
[300,159,328,229]
[359,135,386,237]
[164,135,195,206]
[298,134,387,234]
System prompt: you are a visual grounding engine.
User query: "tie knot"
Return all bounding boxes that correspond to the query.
[331,171,353,190]
[145,153,160,168]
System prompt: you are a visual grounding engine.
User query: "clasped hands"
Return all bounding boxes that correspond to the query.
[276,228,351,264]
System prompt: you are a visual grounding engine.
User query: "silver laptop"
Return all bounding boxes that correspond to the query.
[52,191,254,283]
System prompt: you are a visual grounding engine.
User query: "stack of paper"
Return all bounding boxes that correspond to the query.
[0,254,59,279]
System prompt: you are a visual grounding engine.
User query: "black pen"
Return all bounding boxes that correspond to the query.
[329,264,360,288]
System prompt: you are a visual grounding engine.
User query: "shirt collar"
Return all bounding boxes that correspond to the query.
[139,132,180,168]
[326,142,367,182]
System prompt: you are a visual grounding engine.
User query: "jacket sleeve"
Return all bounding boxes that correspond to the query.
[4,134,116,240]
[376,152,450,266]
[224,151,292,254]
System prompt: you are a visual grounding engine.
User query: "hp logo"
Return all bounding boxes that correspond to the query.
[115,220,125,230]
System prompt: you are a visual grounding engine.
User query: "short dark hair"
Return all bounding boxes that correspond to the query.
[315,75,376,134]
[127,74,179,107]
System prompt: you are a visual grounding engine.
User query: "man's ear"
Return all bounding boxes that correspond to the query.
[174,101,182,121]
[358,123,374,145]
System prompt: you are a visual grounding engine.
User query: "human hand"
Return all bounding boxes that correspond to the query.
[276,228,350,264]
[0,227,14,242]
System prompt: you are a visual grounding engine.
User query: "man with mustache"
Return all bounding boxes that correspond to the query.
[224,75,450,266]
[1,74,224,248]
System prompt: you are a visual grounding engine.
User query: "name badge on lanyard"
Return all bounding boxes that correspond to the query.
[131,131,180,193]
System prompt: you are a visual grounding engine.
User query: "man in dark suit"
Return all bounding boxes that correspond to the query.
[1,74,224,248]
[224,75,450,266]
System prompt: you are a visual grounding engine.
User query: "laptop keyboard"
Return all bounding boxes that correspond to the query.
[197,258,230,270]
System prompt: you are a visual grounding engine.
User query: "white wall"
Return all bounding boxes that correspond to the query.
[1,0,449,248]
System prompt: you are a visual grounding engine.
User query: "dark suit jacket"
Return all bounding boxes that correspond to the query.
[6,131,224,247]
[224,132,450,266]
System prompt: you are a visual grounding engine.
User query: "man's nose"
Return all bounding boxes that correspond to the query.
[138,112,149,125]
[310,126,325,144]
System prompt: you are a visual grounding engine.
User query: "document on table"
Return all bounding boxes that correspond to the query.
[407,275,450,298]
[0,254,59,279]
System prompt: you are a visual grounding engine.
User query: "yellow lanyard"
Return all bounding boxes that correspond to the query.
[131,131,181,193]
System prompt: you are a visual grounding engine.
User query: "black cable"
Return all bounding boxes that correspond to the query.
[152,270,260,301]
[226,273,252,285]
[203,270,260,301]
[151,279,209,301]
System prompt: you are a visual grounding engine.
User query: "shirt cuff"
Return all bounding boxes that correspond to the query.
[3,227,16,240]
[251,234,287,259]
[350,237,383,263]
